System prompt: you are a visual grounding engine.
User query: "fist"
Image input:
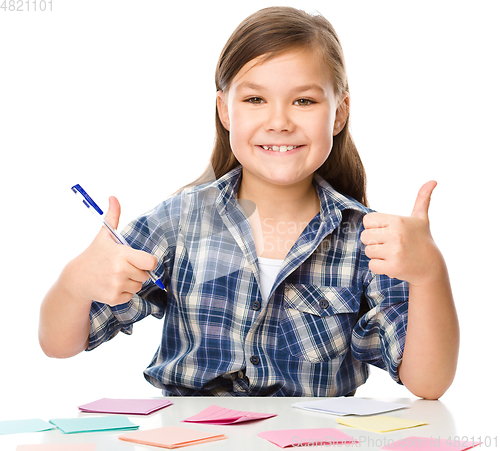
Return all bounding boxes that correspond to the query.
[360,181,444,286]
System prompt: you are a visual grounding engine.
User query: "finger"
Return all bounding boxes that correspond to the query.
[122,278,145,295]
[363,212,392,229]
[104,195,121,230]
[126,248,158,272]
[361,228,388,246]
[364,243,386,259]
[127,266,152,284]
[106,285,141,306]
[368,258,388,276]
[411,180,437,220]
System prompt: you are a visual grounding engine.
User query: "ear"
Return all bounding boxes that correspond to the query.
[216,90,230,131]
[333,92,350,136]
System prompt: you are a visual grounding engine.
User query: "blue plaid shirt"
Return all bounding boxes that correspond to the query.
[88,166,409,397]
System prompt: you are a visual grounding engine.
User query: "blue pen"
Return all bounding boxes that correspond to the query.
[71,184,167,292]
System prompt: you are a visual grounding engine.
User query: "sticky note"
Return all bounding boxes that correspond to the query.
[381,436,482,450]
[49,416,139,434]
[78,398,172,415]
[258,428,358,448]
[119,426,227,449]
[292,398,408,416]
[184,404,276,424]
[336,415,428,432]
[0,419,55,435]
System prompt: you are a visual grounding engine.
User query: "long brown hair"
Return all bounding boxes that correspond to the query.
[188,6,367,206]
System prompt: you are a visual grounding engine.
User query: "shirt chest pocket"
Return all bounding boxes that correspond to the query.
[278,283,360,363]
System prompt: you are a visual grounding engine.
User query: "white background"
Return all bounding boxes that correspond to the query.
[1,0,498,441]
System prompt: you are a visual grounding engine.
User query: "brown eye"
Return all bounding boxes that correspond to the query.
[294,98,314,106]
[246,97,264,104]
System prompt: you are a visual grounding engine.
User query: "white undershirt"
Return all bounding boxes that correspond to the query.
[257,257,284,301]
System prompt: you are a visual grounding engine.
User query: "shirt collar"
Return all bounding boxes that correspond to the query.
[187,165,242,213]
[188,165,369,226]
[312,172,370,229]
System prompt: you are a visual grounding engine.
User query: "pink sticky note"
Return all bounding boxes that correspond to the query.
[258,428,359,448]
[381,437,482,451]
[183,405,276,425]
[119,426,227,449]
[17,445,95,451]
[78,398,172,415]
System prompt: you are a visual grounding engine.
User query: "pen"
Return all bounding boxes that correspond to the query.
[71,184,167,292]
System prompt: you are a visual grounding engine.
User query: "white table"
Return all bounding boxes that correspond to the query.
[0,396,487,450]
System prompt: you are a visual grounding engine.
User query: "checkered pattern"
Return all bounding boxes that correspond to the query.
[88,166,409,397]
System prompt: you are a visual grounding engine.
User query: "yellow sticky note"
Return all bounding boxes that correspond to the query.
[336,415,428,433]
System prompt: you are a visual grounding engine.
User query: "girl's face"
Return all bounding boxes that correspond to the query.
[217,49,348,190]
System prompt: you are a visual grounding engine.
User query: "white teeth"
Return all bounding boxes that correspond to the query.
[262,145,299,152]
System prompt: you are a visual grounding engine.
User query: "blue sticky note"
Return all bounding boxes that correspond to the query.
[0,418,55,435]
[49,416,139,434]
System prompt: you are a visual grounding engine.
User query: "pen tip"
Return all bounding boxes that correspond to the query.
[154,279,167,291]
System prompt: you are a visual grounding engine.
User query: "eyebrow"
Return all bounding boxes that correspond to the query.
[235,82,326,95]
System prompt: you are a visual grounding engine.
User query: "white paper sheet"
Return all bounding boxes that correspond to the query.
[292,398,409,416]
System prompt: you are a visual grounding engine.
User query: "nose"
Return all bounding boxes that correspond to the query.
[265,104,294,132]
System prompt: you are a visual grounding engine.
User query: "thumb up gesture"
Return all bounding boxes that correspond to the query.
[361,181,443,286]
[72,196,159,306]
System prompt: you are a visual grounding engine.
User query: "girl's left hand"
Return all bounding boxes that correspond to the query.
[360,181,445,286]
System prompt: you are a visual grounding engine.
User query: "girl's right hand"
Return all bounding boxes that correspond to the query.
[64,196,158,307]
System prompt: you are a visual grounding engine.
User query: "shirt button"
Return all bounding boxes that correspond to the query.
[251,300,261,311]
[319,299,329,309]
[250,355,260,366]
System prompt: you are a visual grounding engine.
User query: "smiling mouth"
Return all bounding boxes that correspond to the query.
[260,145,302,153]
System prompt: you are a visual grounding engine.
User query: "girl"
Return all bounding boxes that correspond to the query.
[39,6,458,398]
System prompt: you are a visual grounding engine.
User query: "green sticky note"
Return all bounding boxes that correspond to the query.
[0,418,55,435]
[49,416,139,434]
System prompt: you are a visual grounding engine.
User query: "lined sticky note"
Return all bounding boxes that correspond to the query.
[49,416,139,434]
[258,428,359,448]
[17,445,96,451]
[381,436,482,450]
[119,426,227,449]
[78,398,172,415]
[336,415,428,433]
[0,419,55,435]
[184,405,276,424]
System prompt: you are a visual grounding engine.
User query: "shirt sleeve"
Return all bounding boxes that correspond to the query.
[86,194,181,351]
[351,274,409,383]
[87,289,166,351]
